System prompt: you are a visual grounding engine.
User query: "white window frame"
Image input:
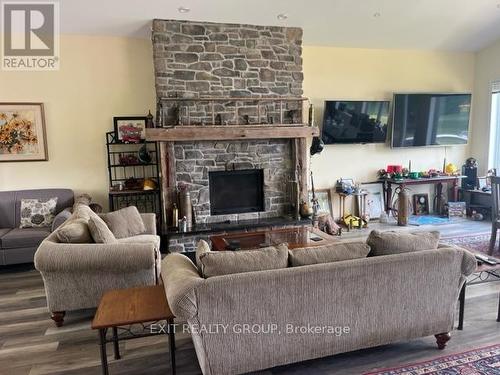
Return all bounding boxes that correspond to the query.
[488,81,500,170]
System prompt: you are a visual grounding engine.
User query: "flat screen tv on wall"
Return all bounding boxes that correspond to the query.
[391,93,472,148]
[321,100,390,144]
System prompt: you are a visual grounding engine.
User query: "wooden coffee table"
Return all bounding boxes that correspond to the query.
[210,226,338,251]
[92,285,176,375]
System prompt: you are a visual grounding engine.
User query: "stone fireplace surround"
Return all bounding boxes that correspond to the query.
[175,139,293,224]
[151,19,311,252]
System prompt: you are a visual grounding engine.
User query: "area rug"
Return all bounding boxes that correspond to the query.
[409,215,450,226]
[441,232,500,257]
[363,343,500,375]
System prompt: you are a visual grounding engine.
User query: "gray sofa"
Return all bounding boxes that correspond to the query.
[0,189,74,265]
[162,245,476,375]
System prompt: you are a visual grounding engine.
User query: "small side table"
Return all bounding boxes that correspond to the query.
[92,285,176,375]
[457,261,500,330]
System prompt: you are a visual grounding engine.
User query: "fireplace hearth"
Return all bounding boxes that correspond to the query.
[209,169,264,215]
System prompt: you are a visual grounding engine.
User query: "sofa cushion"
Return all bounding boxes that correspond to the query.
[19,198,58,228]
[197,241,289,278]
[195,239,211,269]
[88,216,116,244]
[1,227,50,249]
[289,242,371,266]
[73,203,93,220]
[56,219,93,244]
[51,208,73,232]
[367,230,441,256]
[100,206,146,239]
[117,234,160,249]
[0,228,13,247]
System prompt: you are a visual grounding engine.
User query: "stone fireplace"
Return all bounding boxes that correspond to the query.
[149,19,315,252]
[174,139,293,224]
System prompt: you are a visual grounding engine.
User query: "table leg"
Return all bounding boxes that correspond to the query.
[458,283,466,330]
[452,178,459,202]
[112,327,120,360]
[497,291,500,322]
[98,328,109,375]
[168,318,176,375]
[385,182,392,213]
[436,182,444,215]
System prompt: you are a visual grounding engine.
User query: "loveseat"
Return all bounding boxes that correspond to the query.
[35,205,161,326]
[162,233,476,375]
[0,189,74,265]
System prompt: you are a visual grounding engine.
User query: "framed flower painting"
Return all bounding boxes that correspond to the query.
[0,103,48,162]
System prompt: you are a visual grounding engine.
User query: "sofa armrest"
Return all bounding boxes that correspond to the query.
[51,207,73,232]
[438,243,477,276]
[161,253,204,319]
[34,240,156,273]
[141,213,157,235]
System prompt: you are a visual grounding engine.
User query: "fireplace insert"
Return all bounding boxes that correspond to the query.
[209,169,264,215]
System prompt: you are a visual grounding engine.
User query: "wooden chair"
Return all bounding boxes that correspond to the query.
[489,176,500,255]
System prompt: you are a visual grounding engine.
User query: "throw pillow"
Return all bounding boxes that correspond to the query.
[88,216,117,243]
[366,230,441,256]
[195,239,211,269]
[19,197,58,228]
[289,242,371,266]
[72,203,93,220]
[56,218,93,243]
[100,206,146,239]
[197,242,289,278]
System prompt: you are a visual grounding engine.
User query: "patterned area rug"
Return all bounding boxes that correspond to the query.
[364,344,500,374]
[441,232,500,257]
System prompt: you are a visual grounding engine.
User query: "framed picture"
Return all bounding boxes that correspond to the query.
[0,103,48,162]
[477,177,488,190]
[113,117,147,143]
[360,183,384,220]
[413,194,429,215]
[308,189,333,216]
[448,201,467,218]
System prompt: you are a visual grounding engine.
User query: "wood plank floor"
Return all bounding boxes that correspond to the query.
[0,220,499,375]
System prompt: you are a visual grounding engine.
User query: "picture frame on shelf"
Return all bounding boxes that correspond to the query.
[0,103,48,162]
[448,201,467,218]
[308,189,333,216]
[413,194,429,215]
[360,182,384,220]
[113,116,147,143]
[477,176,488,190]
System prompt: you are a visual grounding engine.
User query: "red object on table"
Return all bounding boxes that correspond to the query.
[387,165,403,174]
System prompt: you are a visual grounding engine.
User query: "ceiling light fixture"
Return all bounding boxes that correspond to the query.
[373,12,381,18]
[277,13,288,20]
[178,6,190,13]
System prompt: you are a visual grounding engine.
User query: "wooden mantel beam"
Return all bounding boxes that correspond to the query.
[146,126,319,142]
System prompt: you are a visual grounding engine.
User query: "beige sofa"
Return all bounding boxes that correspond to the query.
[35,213,160,327]
[162,245,476,375]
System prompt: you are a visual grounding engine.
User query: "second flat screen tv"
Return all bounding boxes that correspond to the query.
[392,93,471,147]
[321,100,390,144]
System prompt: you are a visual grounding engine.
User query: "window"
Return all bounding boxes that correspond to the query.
[490,82,500,170]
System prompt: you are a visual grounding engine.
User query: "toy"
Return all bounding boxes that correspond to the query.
[445,163,459,175]
[342,214,367,230]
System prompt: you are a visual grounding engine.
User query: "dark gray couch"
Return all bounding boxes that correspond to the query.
[0,189,74,265]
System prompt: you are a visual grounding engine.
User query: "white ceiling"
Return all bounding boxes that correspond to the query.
[60,0,500,52]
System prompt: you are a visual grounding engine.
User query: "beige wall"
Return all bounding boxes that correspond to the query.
[470,38,500,174]
[0,35,156,207]
[302,46,475,215]
[1,37,476,212]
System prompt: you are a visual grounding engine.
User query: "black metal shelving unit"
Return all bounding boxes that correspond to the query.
[106,131,162,227]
